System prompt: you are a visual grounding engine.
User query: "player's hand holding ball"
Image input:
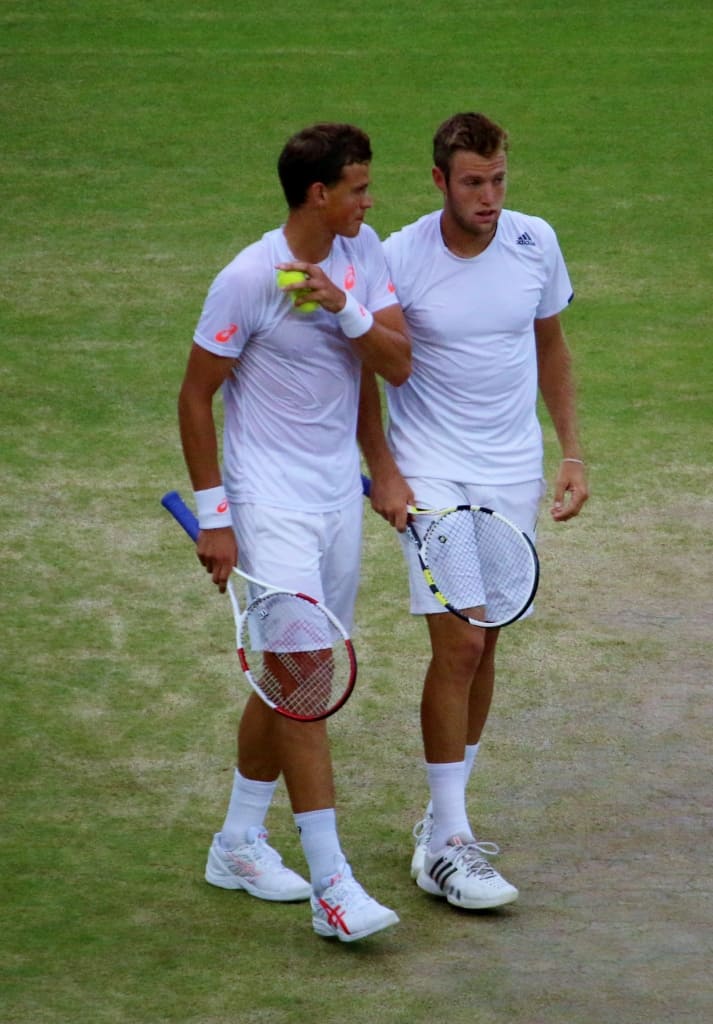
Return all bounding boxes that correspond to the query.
[276,269,319,313]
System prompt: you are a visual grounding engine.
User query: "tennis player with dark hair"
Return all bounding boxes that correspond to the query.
[177,122,410,941]
[359,111,588,910]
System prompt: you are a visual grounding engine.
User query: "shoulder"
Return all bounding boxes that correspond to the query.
[356,222,381,247]
[383,213,441,285]
[211,230,281,293]
[343,222,384,261]
[383,210,440,257]
[497,209,559,251]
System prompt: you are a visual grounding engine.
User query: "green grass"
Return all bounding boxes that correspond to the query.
[2,2,712,1022]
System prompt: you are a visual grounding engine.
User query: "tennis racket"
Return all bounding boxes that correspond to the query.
[161,490,357,722]
[361,474,539,628]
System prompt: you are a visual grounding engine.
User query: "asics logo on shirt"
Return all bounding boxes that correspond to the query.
[215,324,239,343]
[516,232,535,247]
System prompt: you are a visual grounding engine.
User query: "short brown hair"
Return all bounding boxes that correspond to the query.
[433,112,509,180]
[278,123,372,209]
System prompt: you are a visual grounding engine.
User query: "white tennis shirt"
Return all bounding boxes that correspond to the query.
[383,209,573,485]
[193,224,397,511]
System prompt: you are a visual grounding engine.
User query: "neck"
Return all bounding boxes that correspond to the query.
[283,214,334,264]
[440,212,496,258]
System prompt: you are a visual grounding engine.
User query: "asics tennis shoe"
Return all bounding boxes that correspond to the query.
[205,828,311,902]
[311,860,399,942]
[410,811,434,879]
[417,834,519,909]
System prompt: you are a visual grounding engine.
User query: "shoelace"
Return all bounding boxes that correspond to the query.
[450,840,501,879]
[412,814,434,844]
[248,830,284,867]
[322,873,370,910]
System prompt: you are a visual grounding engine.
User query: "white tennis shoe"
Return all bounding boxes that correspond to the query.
[410,811,434,879]
[205,828,311,902]
[311,860,399,942]
[417,834,519,909]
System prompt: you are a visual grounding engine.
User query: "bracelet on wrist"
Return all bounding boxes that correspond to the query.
[194,485,231,530]
[561,458,585,465]
[336,291,374,338]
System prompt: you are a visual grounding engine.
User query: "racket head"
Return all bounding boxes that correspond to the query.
[234,586,357,722]
[413,505,540,628]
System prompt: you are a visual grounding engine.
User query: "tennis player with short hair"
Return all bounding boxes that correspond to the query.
[177,123,410,941]
[359,111,588,910]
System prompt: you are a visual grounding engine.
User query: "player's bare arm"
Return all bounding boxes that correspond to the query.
[535,314,589,521]
[276,260,411,386]
[357,368,413,531]
[178,343,238,590]
[353,303,411,387]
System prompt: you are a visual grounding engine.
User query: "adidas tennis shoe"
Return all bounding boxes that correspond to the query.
[205,828,311,902]
[311,861,399,942]
[410,811,434,879]
[417,834,519,909]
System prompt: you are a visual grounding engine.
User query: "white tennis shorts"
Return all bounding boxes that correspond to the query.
[230,495,364,633]
[400,477,546,617]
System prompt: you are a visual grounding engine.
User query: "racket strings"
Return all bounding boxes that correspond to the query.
[423,509,535,623]
[239,591,353,719]
[260,650,337,716]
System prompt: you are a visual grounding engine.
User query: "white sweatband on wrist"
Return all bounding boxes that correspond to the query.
[336,291,374,338]
[194,485,231,530]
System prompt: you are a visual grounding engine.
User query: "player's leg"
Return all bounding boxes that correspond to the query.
[205,501,317,903]
[280,713,343,888]
[205,692,313,901]
[241,496,393,940]
[465,628,500,745]
[421,610,486,765]
[399,479,476,876]
[297,497,398,940]
[414,480,545,907]
[410,641,491,880]
[415,611,517,908]
[418,609,484,849]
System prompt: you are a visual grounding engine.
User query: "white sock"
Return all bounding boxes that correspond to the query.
[220,769,277,848]
[294,808,344,892]
[464,741,481,783]
[427,761,473,851]
[424,742,481,818]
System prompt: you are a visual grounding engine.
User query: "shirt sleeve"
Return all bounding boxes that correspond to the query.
[534,218,574,319]
[193,260,259,358]
[361,226,400,313]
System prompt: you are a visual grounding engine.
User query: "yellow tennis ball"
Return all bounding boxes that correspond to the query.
[276,269,319,313]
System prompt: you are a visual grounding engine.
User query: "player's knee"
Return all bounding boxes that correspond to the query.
[433,630,485,678]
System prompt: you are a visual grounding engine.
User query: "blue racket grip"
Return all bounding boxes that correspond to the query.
[161,490,199,542]
[165,480,370,541]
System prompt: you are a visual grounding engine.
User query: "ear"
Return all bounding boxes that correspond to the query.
[432,166,447,196]
[306,180,328,206]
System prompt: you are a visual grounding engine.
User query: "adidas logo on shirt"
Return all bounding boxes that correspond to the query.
[516,232,536,246]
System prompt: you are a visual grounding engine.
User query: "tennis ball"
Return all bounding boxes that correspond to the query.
[276,269,319,313]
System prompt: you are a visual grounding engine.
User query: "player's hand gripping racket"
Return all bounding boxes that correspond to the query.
[361,475,539,628]
[161,491,356,722]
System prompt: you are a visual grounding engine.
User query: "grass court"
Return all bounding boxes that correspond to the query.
[2,3,711,1021]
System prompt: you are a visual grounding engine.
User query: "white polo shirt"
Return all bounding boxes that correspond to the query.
[194,224,397,511]
[383,209,573,485]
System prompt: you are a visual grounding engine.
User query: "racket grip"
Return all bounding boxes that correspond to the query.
[361,473,371,497]
[161,490,200,542]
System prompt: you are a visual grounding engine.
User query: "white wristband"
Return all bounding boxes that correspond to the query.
[336,291,374,338]
[194,485,231,530]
